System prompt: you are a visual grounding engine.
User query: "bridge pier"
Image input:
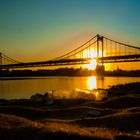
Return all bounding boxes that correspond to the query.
[96,64,105,75]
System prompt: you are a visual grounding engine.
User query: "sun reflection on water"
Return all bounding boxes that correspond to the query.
[46,77,107,100]
[86,77,107,100]
[87,76,97,90]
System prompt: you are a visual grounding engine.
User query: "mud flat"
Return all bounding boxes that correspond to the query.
[0,82,140,140]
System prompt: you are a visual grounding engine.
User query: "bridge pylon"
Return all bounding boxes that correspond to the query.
[97,34,104,63]
[96,35,105,74]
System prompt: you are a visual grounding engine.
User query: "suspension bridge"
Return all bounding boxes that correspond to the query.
[0,34,140,71]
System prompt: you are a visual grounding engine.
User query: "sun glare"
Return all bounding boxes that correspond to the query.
[82,48,97,70]
[82,48,106,70]
[85,59,97,70]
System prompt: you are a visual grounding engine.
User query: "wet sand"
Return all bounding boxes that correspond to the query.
[0,82,140,140]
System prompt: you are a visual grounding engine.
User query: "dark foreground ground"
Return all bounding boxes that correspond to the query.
[0,82,140,140]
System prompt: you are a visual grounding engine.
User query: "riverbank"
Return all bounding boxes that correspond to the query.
[1,68,140,77]
[0,82,140,140]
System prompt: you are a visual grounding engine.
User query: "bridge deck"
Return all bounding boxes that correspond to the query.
[1,54,140,69]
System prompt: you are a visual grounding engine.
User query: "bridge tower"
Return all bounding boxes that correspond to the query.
[96,34,105,74]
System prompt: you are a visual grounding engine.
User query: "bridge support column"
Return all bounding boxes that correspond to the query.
[96,64,105,75]
[97,34,104,64]
[96,35,105,75]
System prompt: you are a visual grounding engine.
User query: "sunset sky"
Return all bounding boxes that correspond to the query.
[0,0,140,70]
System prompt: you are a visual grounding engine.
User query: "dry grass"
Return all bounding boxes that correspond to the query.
[0,112,139,140]
[0,105,117,121]
[0,113,113,140]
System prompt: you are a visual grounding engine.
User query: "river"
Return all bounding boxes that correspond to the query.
[0,76,140,99]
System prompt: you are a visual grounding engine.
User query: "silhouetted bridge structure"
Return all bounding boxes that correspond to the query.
[0,34,140,70]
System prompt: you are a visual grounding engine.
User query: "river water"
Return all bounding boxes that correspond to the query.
[0,76,140,99]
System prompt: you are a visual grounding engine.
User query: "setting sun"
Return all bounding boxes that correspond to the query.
[85,59,97,70]
[82,48,97,70]
[82,47,107,70]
